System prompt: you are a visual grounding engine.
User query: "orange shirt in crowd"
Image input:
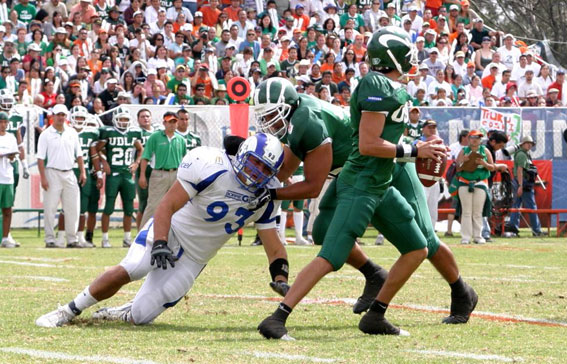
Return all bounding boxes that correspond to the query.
[321,63,334,73]
[224,6,242,21]
[194,76,213,98]
[482,74,496,90]
[200,5,221,27]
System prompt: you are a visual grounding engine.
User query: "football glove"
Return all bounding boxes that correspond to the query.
[249,188,277,211]
[22,160,29,179]
[270,280,290,297]
[150,240,176,270]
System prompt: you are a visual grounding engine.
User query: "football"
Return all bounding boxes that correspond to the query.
[416,141,448,187]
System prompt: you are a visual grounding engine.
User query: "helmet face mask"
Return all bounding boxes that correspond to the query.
[253,78,299,140]
[255,103,292,139]
[233,133,284,192]
[112,106,132,130]
[0,90,14,111]
[70,105,89,130]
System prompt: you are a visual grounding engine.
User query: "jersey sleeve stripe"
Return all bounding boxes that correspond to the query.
[134,220,153,247]
[188,170,228,193]
[255,200,275,224]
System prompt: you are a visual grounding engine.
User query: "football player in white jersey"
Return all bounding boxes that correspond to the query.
[36,133,290,327]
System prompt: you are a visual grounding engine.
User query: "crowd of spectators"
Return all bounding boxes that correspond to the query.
[2,0,565,121]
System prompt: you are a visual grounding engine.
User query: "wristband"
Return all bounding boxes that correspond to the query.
[21,160,29,169]
[91,153,100,160]
[410,144,418,158]
[96,171,103,179]
[395,144,404,158]
[269,258,289,281]
[269,188,278,201]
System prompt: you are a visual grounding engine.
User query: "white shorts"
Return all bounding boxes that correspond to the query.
[119,218,206,324]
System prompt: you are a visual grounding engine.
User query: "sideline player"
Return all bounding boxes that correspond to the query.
[69,106,101,247]
[0,111,19,248]
[257,28,477,339]
[1,91,29,247]
[176,108,202,152]
[91,106,143,248]
[35,134,289,327]
[134,108,155,230]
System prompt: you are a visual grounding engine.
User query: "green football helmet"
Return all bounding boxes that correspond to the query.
[366,26,417,75]
[253,78,300,139]
[112,105,132,130]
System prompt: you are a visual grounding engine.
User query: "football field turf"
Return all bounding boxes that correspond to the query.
[1,228,566,363]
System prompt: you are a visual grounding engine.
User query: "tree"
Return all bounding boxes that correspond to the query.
[472,0,567,67]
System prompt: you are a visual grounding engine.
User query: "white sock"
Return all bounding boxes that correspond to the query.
[69,286,98,314]
[123,231,131,241]
[293,211,304,240]
[57,231,65,242]
[77,231,85,243]
[102,232,109,241]
[308,233,313,242]
[279,212,287,240]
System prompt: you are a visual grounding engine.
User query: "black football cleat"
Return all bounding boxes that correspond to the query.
[442,283,478,324]
[353,268,388,314]
[358,311,410,336]
[257,315,295,340]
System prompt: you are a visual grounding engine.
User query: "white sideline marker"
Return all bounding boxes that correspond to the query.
[11,275,69,282]
[246,351,338,363]
[0,347,160,364]
[407,349,523,362]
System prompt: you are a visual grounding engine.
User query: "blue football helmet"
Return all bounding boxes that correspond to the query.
[233,133,284,191]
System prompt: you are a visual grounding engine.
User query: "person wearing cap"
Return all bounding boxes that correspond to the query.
[506,136,545,237]
[37,104,86,248]
[138,111,186,227]
[455,130,495,244]
[384,2,401,27]
[480,52,507,80]
[423,47,446,77]
[166,64,188,93]
[546,86,561,106]
[547,70,565,104]
[481,63,500,90]
[423,28,437,49]
[167,0,193,25]
[497,33,521,70]
[470,17,498,50]
[68,0,97,25]
[292,4,309,32]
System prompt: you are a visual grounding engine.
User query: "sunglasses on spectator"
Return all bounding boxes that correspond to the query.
[247,33,255,36]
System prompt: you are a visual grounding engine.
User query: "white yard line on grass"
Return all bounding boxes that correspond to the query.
[406,349,523,362]
[466,263,561,270]
[9,256,76,263]
[245,351,339,363]
[0,347,159,364]
[325,274,560,284]
[11,275,69,282]
[0,260,56,268]
[198,294,567,327]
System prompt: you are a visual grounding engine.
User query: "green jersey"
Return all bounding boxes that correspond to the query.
[340,71,412,194]
[139,128,154,147]
[7,113,22,139]
[76,127,100,171]
[176,130,202,152]
[404,120,424,143]
[282,94,353,171]
[99,126,142,173]
[13,3,36,24]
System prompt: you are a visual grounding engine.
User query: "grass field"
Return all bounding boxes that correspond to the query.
[1,227,566,364]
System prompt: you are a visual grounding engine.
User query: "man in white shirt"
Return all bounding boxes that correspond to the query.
[481,52,508,79]
[525,51,541,76]
[497,34,521,70]
[144,0,161,25]
[427,69,452,101]
[452,51,467,78]
[491,69,511,99]
[510,54,529,83]
[37,104,86,248]
[423,48,446,77]
[517,69,543,99]
[0,112,19,248]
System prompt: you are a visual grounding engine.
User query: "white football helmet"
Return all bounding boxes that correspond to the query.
[0,89,15,111]
[233,133,284,191]
[112,106,132,130]
[70,105,89,130]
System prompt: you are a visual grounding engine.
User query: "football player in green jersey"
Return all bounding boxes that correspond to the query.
[69,106,100,247]
[176,108,202,152]
[91,106,143,248]
[134,109,155,230]
[404,106,425,143]
[1,91,28,247]
[257,27,477,339]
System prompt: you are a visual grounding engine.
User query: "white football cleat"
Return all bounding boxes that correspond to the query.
[1,239,17,248]
[295,237,311,245]
[101,240,112,248]
[92,301,133,322]
[35,305,75,328]
[77,241,95,248]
